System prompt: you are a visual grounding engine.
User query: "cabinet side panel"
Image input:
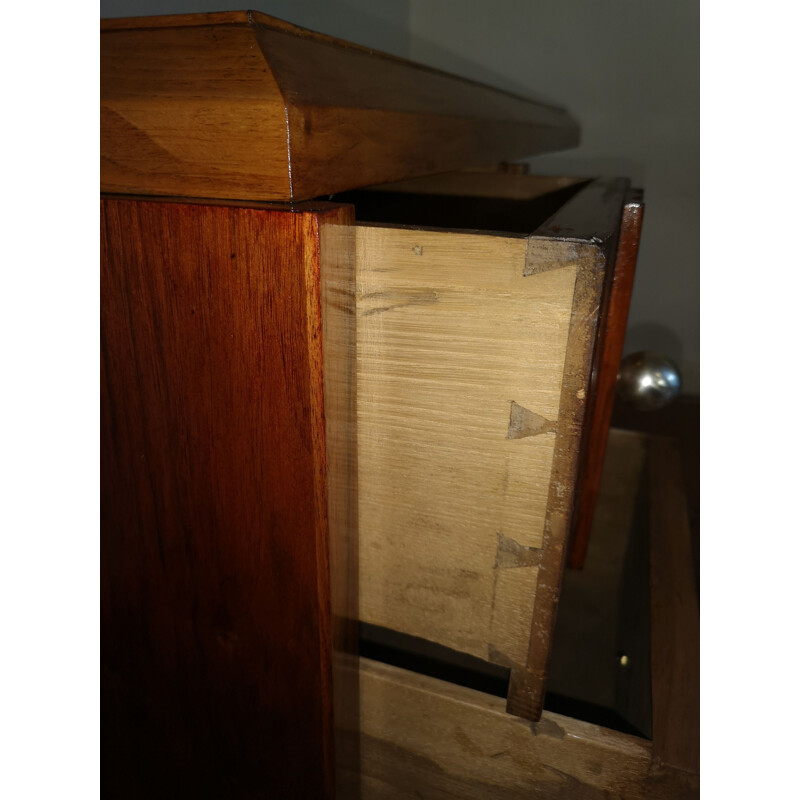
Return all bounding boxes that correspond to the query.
[100,199,334,797]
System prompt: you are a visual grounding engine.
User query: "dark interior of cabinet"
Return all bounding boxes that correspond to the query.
[546,454,653,740]
[329,179,591,234]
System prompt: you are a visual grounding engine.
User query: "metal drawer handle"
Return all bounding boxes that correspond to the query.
[617,351,682,411]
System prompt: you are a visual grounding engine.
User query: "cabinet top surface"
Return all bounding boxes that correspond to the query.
[100,10,579,203]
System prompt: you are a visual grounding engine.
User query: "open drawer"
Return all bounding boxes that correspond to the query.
[341,429,699,798]
[335,173,642,720]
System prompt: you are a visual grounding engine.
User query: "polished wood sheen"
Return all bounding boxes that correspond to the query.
[100,11,579,202]
[568,192,644,569]
[649,436,700,775]
[100,197,356,798]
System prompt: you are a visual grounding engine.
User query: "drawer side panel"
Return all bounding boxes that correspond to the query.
[356,226,577,669]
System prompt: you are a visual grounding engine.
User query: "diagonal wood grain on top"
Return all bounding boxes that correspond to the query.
[101,11,579,202]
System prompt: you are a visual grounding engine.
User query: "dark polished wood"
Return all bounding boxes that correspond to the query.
[101,197,355,798]
[648,436,700,776]
[100,11,579,202]
[568,192,644,569]
[611,395,700,577]
[532,176,629,243]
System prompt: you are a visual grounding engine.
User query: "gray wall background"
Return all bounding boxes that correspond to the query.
[101,0,699,393]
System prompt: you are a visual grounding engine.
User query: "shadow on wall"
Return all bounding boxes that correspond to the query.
[623,323,684,365]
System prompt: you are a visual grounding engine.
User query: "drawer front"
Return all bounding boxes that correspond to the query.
[353,177,626,718]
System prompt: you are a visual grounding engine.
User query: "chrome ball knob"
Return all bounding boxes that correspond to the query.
[617,351,682,411]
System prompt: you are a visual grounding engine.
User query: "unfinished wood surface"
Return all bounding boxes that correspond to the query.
[355,206,614,726]
[101,11,578,202]
[357,226,572,670]
[348,657,699,799]
[649,437,700,775]
[101,198,357,798]
[569,192,644,569]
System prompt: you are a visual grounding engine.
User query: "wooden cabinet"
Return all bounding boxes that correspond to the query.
[100,11,697,799]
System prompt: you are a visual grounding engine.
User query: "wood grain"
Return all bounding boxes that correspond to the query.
[648,436,700,775]
[349,657,699,799]
[356,226,575,673]
[101,197,357,798]
[506,179,628,719]
[101,11,579,202]
[507,242,607,719]
[318,206,362,796]
[354,179,620,721]
[100,22,291,199]
[569,192,644,569]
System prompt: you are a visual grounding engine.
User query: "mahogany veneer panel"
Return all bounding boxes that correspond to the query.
[100,197,356,798]
[568,192,644,569]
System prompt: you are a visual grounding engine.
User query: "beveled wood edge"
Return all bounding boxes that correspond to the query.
[101,11,249,29]
[102,13,579,202]
[101,10,575,117]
